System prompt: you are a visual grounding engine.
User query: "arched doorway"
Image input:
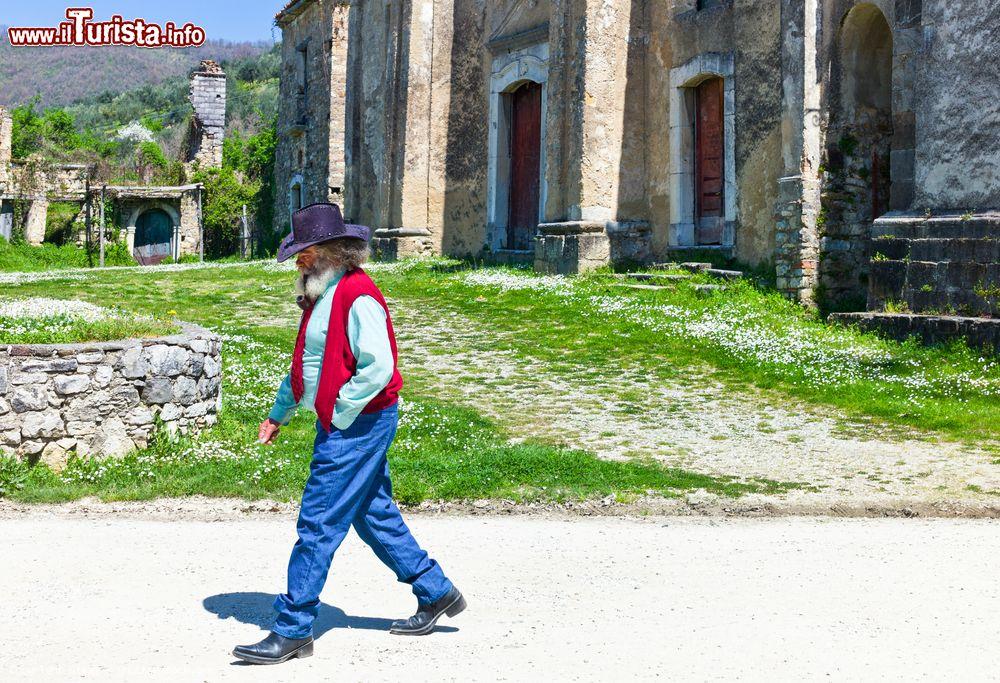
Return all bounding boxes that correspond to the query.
[134,208,173,265]
[507,80,543,250]
[818,3,893,310]
[840,3,893,221]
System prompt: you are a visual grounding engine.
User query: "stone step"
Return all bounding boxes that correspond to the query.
[704,268,744,280]
[694,284,726,295]
[626,272,690,283]
[872,211,1000,240]
[830,312,1000,354]
[868,259,999,316]
[872,237,1000,263]
[615,283,673,291]
[680,262,712,273]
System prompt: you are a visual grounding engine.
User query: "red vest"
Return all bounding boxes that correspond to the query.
[313,268,403,432]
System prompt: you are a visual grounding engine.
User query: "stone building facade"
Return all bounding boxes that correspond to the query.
[274,0,351,233]
[274,0,998,315]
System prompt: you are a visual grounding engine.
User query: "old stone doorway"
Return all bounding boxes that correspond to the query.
[818,3,894,310]
[695,77,725,245]
[507,81,542,251]
[134,208,173,265]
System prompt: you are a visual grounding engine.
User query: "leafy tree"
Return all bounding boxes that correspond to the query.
[42,109,79,151]
[138,141,168,169]
[191,166,261,258]
[10,98,44,158]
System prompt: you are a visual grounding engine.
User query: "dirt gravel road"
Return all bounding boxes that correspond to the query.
[1,512,998,681]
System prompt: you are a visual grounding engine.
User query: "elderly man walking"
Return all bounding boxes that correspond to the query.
[233,203,465,665]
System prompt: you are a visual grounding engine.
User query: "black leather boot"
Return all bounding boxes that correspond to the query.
[390,587,467,636]
[232,631,314,665]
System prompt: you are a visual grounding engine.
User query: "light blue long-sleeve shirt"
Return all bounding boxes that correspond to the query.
[268,269,395,430]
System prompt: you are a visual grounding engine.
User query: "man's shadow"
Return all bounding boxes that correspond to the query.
[203,592,457,642]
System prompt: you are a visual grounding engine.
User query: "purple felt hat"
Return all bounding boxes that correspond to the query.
[276,202,371,262]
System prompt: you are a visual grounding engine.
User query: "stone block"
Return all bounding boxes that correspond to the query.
[124,406,155,426]
[54,374,91,396]
[189,339,211,354]
[1,428,20,446]
[66,421,97,437]
[19,441,44,457]
[75,352,105,364]
[141,378,172,405]
[20,358,78,373]
[186,354,206,377]
[11,385,48,413]
[11,372,46,386]
[203,355,221,378]
[91,416,134,458]
[109,385,141,411]
[40,442,70,470]
[147,345,190,377]
[0,365,7,394]
[118,346,148,379]
[160,403,182,421]
[184,401,210,418]
[93,365,113,388]
[0,397,8,414]
[197,376,220,399]
[21,409,64,439]
[173,376,198,406]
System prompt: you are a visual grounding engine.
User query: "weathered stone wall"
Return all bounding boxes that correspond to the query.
[654,0,784,266]
[913,0,1000,210]
[275,0,346,234]
[0,324,222,469]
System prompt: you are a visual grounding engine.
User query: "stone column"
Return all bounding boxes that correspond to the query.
[172,224,181,261]
[0,106,11,187]
[125,225,136,255]
[24,198,49,246]
[773,0,821,305]
[369,0,438,260]
[535,0,644,274]
[328,2,350,204]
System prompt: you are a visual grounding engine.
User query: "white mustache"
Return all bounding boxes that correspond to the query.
[295,266,340,304]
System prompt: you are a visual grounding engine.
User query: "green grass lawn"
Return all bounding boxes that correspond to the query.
[1,257,997,503]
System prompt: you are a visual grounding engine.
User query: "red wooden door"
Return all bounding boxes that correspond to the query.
[508,81,542,250]
[695,78,724,244]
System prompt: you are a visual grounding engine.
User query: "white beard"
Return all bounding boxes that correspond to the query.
[295,265,342,304]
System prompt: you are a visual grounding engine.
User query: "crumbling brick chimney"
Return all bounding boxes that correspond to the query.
[186,59,226,169]
[0,106,12,186]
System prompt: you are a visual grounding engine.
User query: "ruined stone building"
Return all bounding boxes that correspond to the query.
[274,0,998,324]
[0,60,227,264]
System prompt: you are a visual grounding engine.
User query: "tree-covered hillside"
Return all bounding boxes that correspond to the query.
[8,44,282,258]
[0,29,273,109]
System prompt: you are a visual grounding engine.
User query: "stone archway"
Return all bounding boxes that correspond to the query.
[127,202,181,265]
[818,3,894,310]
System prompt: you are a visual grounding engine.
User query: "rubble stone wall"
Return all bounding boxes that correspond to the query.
[0,323,222,469]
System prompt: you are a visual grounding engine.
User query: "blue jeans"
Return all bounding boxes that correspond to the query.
[272,404,453,639]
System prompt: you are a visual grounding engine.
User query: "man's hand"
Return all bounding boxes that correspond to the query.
[258,418,281,445]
